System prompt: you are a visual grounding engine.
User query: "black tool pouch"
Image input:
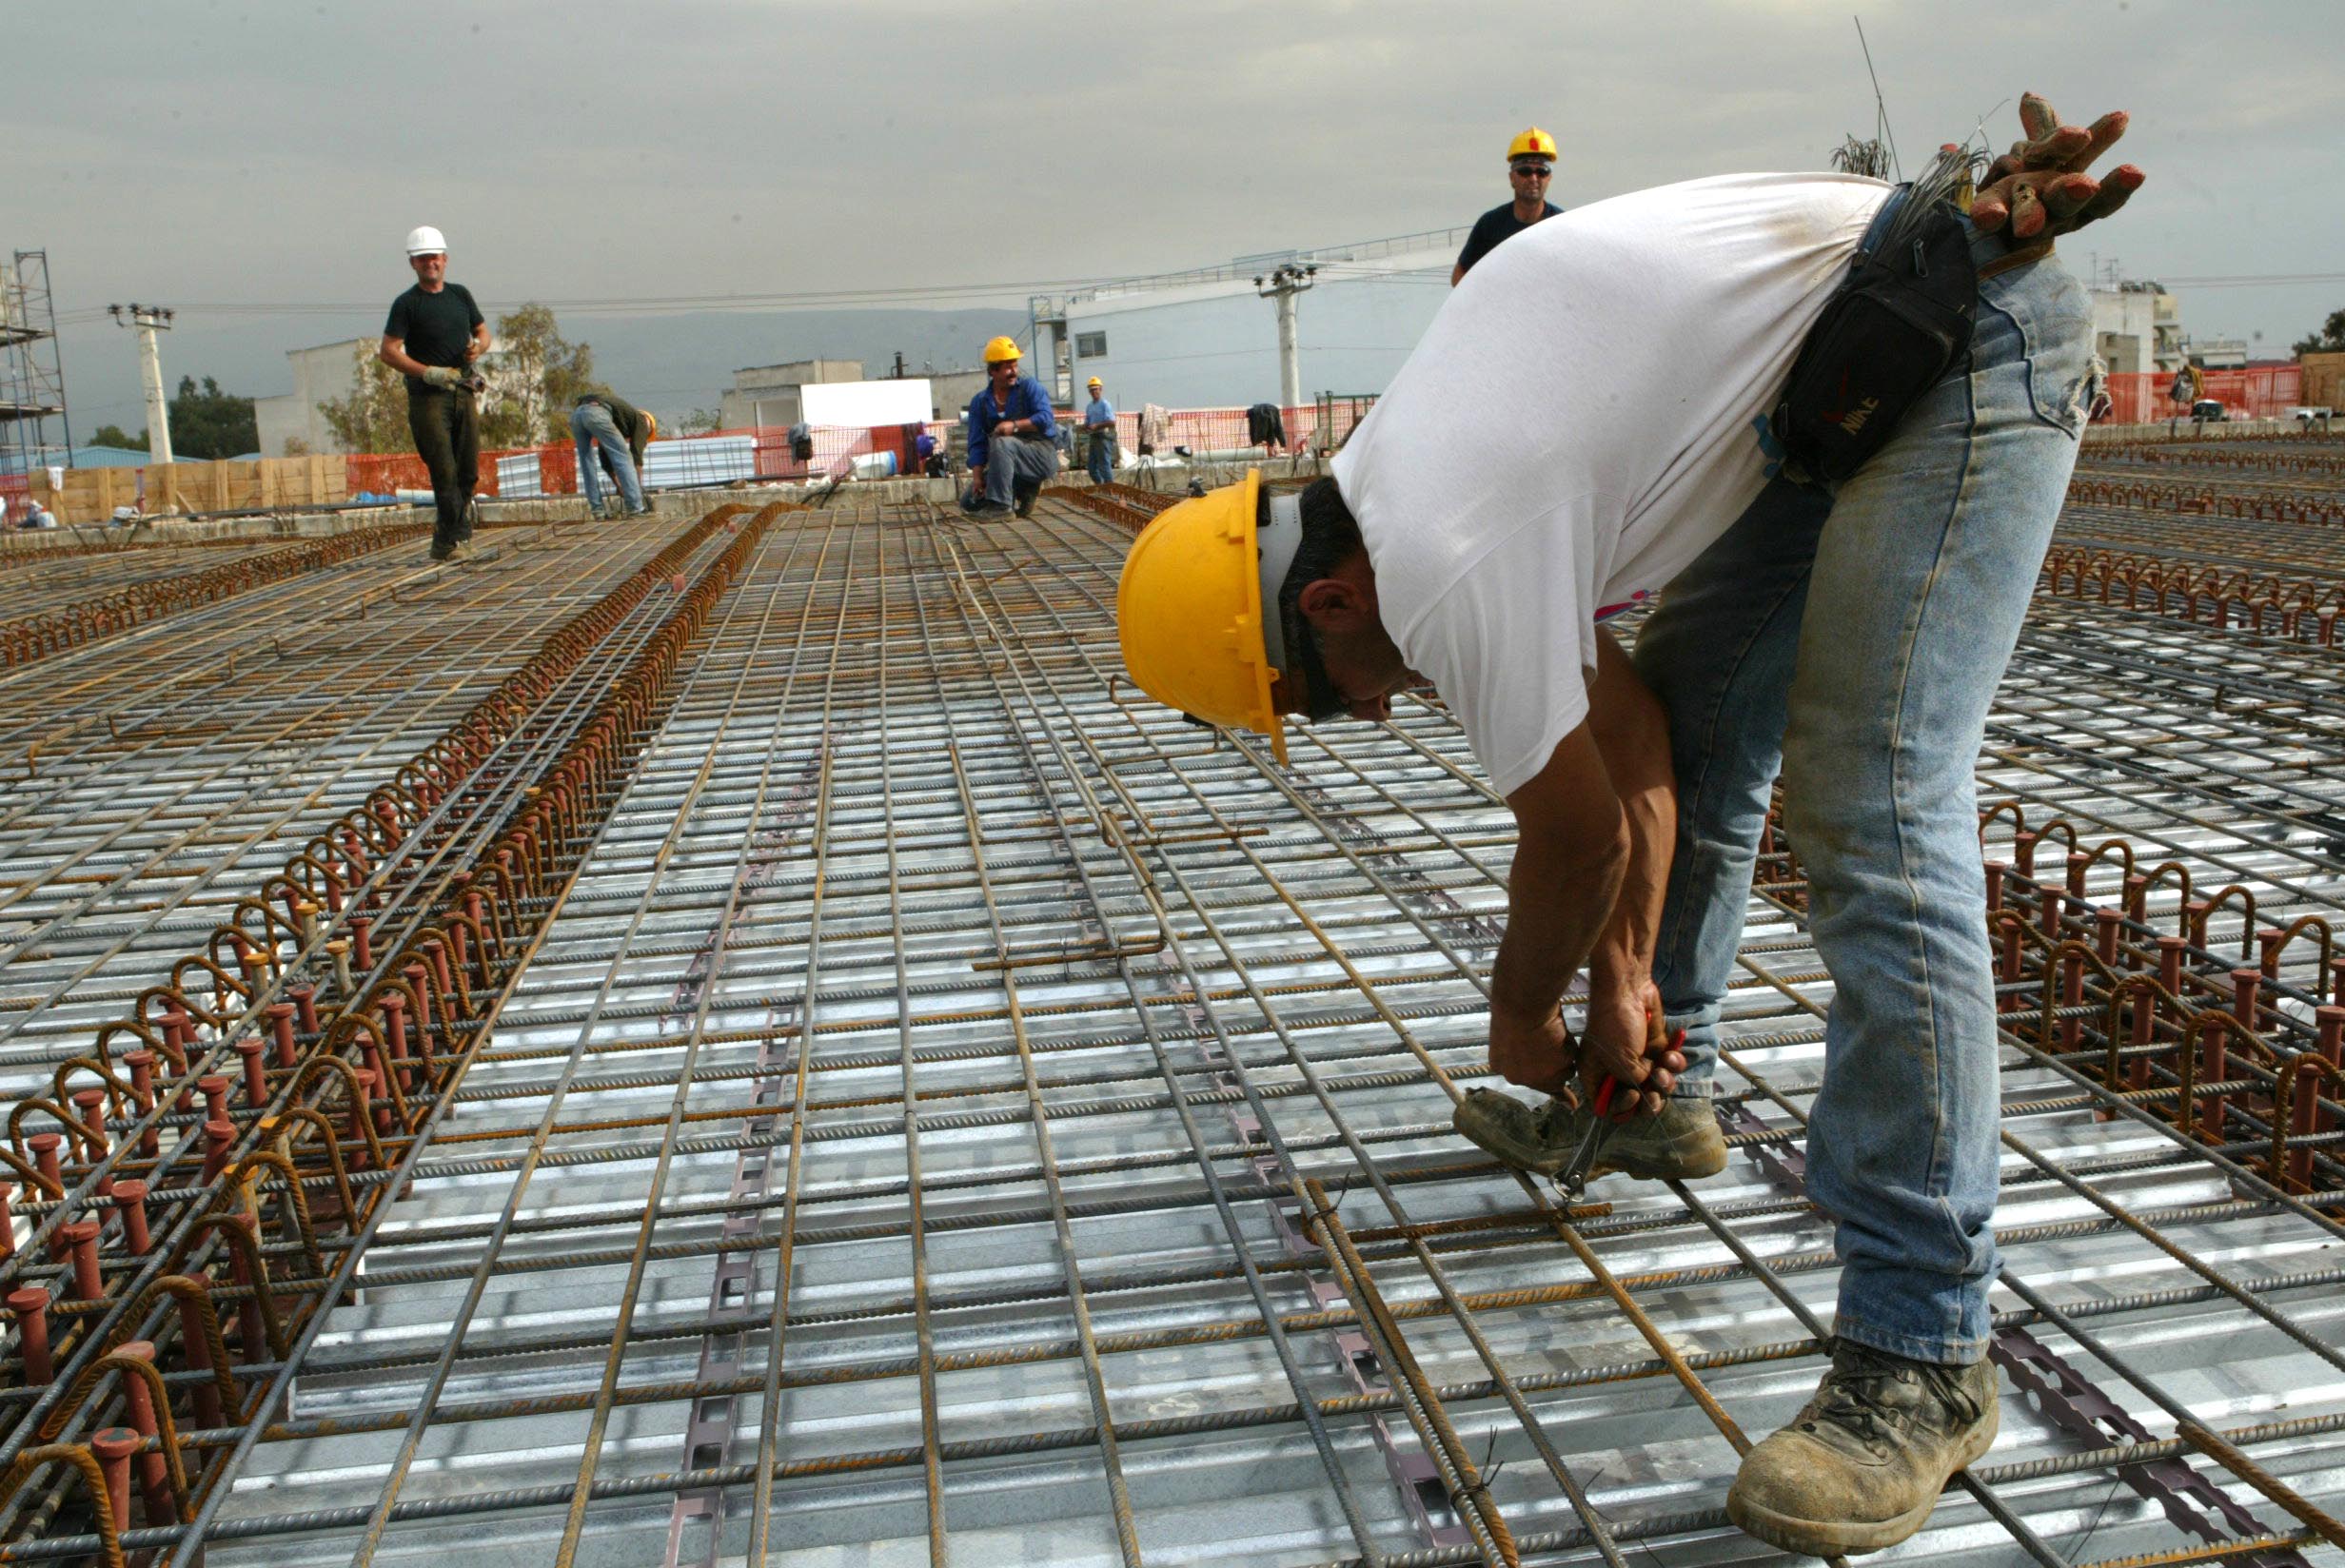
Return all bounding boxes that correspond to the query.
[1771,199,1978,485]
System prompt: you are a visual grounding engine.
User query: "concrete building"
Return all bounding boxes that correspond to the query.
[253,338,368,457]
[1054,227,1465,412]
[719,359,991,430]
[924,367,989,421]
[2089,281,2186,377]
[716,359,864,431]
[2187,337,2250,370]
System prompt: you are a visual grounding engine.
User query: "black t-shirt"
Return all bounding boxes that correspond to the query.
[384,283,484,391]
[1455,201,1562,277]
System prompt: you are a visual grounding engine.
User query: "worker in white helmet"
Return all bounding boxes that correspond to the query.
[380,225,491,561]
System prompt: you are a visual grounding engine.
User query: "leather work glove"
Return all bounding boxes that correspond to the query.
[1969,92,2144,243]
[421,365,464,389]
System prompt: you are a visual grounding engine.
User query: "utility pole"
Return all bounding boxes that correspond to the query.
[108,303,175,464]
[1253,263,1316,411]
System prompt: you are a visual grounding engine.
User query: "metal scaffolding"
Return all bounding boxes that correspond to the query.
[0,443,2341,1565]
[1,251,72,486]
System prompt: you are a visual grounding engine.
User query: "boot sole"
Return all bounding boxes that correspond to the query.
[1726,1404,1999,1556]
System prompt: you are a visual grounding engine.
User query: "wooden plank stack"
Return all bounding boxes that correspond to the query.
[29,456,350,523]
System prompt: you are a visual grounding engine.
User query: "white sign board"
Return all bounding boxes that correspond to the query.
[798,379,934,429]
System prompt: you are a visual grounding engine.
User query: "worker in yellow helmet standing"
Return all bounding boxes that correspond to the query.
[1118,96,2144,1558]
[963,336,1059,520]
[1451,127,1562,285]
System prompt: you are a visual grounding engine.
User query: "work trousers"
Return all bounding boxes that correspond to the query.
[981,434,1059,508]
[1086,429,1116,484]
[1630,199,2098,1365]
[570,402,646,516]
[406,385,480,552]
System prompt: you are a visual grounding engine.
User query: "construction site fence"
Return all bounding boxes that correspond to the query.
[157,402,1375,516]
[9,401,1369,522]
[2099,365,2309,425]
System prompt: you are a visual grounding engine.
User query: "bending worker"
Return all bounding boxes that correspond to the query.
[1114,97,2138,1557]
[964,335,1058,520]
[379,225,489,562]
[1452,127,1562,284]
[571,388,656,519]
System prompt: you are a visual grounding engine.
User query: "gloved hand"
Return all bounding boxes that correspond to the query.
[1969,92,2144,243]
[421,365,463,389]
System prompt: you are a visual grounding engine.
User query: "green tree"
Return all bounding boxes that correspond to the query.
[89,422,147,450]
[478,304,595,448]
[168,375,259,460]
[679,407,721,436]
[2295,308,2345,356]
[319,344,415,456]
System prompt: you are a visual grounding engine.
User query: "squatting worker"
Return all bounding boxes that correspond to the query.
[380,225,490,562]
[1451,127,1562,284]
[1083,377,1117,485]
[963,336,1058,520]
[571,389,655,519]
[1115,96,2140,1557]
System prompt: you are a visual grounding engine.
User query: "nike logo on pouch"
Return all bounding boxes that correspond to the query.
[1839,396,1881,434]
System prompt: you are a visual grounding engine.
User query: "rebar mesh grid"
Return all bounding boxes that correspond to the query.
[0,447,2340,1567]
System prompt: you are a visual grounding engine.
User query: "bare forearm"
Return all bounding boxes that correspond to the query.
[1585,632,1675,996]
[379,339,428,378]
[1491,812,1626,1021]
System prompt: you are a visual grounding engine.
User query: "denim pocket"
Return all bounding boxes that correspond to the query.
[1977,260,2097,437]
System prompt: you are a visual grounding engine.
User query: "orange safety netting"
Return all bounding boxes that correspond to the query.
[2099,365,2307,425]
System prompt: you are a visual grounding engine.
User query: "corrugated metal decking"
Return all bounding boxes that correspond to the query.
[0,445,2341,1565]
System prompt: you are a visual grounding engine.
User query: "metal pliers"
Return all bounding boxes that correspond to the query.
[1555,1027,1685,1197]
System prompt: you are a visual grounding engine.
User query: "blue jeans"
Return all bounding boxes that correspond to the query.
[1087,429,1115,484]
[1631,203,2098,1364]
[570,402,644,515]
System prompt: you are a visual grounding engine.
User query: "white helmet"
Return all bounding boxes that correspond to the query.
[404,225,448,257]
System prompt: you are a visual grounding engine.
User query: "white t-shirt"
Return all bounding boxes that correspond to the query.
[1332,172,1890,796]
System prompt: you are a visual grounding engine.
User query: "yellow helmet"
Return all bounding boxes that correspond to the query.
[1087,376,1103,389]
[1116,469,1303,763]
[982,335,1022,363]
[1506,127,1559,163]
[644,411,658,439]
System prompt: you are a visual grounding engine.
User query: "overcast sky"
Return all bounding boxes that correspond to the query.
[11,0,2341,428]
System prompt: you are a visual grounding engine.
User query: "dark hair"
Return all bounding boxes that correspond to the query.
[1279,477,1364,607]
[1270,478,1367,723]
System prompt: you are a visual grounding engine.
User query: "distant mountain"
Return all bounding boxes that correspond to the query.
[52,304,1034,436]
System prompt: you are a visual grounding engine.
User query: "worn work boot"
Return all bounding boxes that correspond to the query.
[1451,1088,1727,1181]
[1727,1340,2000,1557]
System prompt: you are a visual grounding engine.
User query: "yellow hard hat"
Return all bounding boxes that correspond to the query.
[982,335,1022,363]
[1506,127,1559,163]
[1087,376,1103,388]
[1116,469,1300,763]
[644,412,658,438]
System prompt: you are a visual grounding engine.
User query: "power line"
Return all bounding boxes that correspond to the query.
[48,267,2345,336]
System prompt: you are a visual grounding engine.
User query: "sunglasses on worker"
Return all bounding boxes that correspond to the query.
[1511,163,1552,177]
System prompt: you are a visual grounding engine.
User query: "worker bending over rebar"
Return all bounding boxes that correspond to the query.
[1114,95,2141,1557]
